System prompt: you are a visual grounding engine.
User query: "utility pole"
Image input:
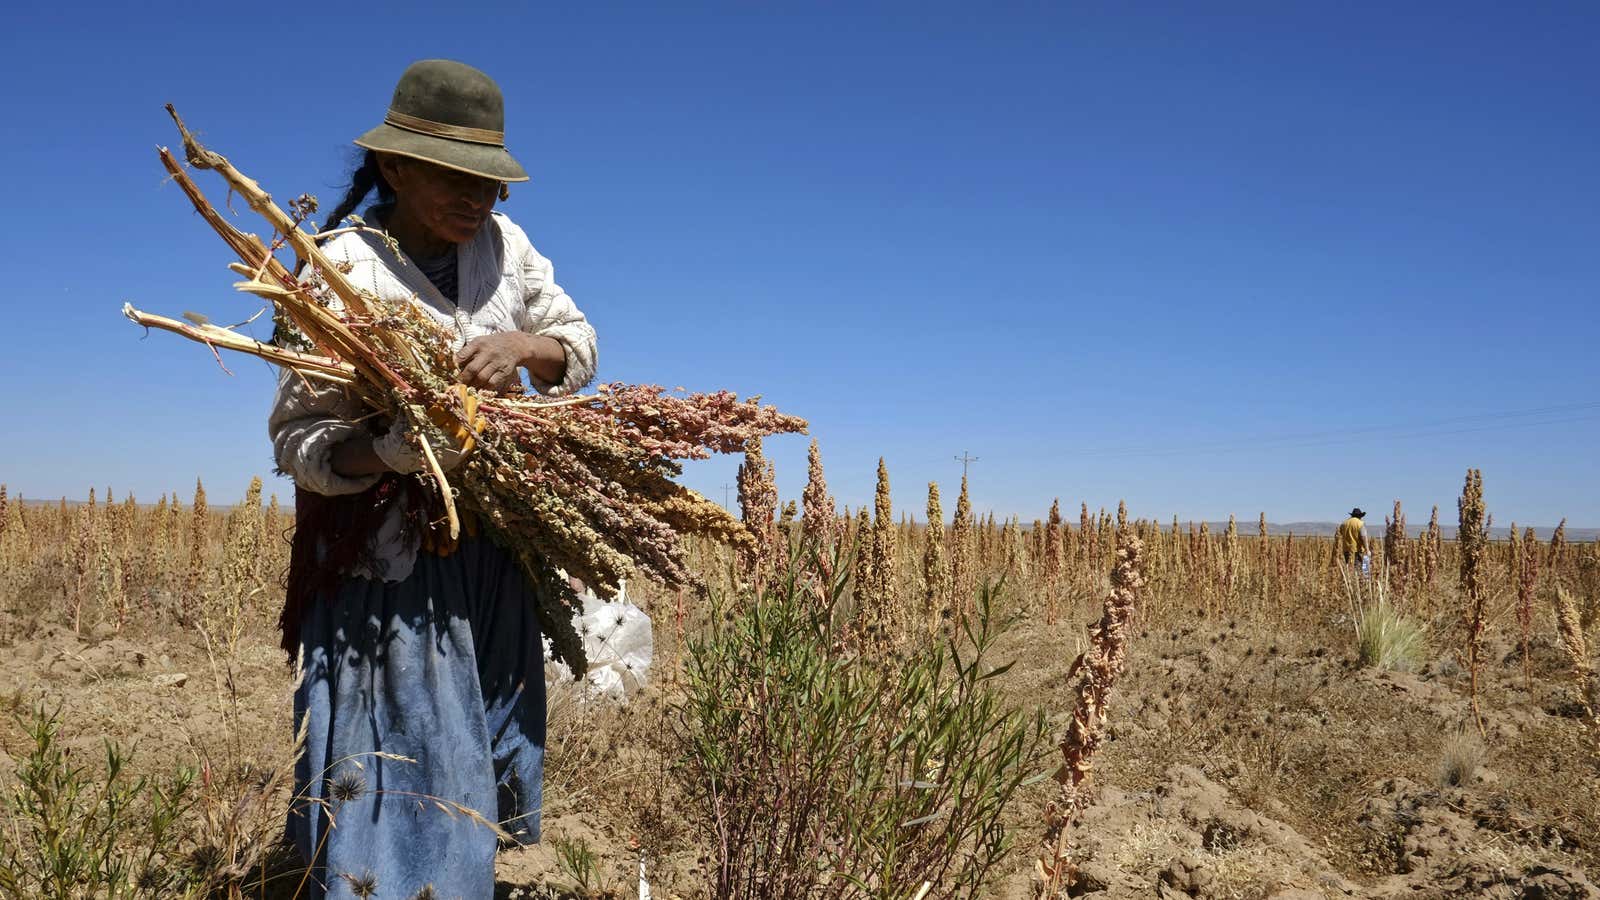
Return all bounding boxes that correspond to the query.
[721,482,735,511]
[954,450,979,480]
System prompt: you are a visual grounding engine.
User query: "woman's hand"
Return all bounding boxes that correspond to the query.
[330,434,388,479]
[455,332,566,391]
[372,416,473,474]
[328,422,471,478]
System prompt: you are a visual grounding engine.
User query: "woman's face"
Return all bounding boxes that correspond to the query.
[378,154,501,246]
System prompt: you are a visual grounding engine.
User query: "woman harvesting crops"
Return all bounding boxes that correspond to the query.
[268,59,594,898]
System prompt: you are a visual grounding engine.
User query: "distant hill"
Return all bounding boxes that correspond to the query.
[1017,517,1596,542]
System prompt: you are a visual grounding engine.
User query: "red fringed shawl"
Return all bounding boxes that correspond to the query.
[280,476,474,662]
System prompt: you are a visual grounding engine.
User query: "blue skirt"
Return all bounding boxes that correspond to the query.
[288,535,545,900]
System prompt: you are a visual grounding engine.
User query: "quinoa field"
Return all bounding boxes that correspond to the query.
[0,463,1597,899]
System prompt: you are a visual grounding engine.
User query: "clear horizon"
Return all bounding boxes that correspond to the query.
[6,482,1592,538]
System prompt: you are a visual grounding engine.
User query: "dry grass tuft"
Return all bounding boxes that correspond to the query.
[1438,727,1485,788]
[1355,602,1426,672]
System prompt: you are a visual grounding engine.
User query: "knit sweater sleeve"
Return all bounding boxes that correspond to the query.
[265,242,383,497]
[499,217,597,396]
[267,370,382,496]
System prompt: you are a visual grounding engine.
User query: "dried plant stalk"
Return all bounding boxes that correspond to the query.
[922,482,949,623]
[1458,469,1489,736]
[867,458,899,647]
[735,437,778,584]
[132,108,806,670]
[949,474,974,623]
[1043,500,1063,623]
[1518,527,1540,689]
[123,305,359,386]
[1385,500,1408,602]
[800,438,836,578]
[1554,588,1600,756]
[1037,531,1147,896]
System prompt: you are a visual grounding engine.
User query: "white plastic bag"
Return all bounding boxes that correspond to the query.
[544,579,654,701]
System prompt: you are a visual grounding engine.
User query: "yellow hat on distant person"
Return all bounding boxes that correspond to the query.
[354,59,529,183]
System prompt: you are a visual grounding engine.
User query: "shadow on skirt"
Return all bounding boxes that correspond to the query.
[288,535,546,900]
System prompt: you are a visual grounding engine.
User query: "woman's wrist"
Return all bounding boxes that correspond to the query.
[331,433,390,478]
[520,333,567,385]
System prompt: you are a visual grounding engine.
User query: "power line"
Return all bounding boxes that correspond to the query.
[1053,401,1600,460]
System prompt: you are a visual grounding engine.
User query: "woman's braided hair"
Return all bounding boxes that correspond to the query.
[274,151,397,348]
[320,150,395,234]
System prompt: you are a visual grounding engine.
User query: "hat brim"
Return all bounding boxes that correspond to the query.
[355,123,529,182]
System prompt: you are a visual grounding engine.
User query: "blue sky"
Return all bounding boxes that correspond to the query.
[2,2,1596,527]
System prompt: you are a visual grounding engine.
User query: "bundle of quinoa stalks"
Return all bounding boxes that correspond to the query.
[125,107,806,672]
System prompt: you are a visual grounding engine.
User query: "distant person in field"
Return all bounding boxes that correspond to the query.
[268,60,597,899]
[1336,507,1369,568]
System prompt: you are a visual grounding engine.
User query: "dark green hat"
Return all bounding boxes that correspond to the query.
[354,59,529,183]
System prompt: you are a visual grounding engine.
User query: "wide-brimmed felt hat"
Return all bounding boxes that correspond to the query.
[1350,508,1366,519]
[355,59,529,183]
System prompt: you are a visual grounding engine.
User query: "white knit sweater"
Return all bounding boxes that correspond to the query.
[267,207,598,580]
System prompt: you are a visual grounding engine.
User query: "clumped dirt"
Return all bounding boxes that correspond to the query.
[973,612,1600,899]
[2,598,1597,898]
